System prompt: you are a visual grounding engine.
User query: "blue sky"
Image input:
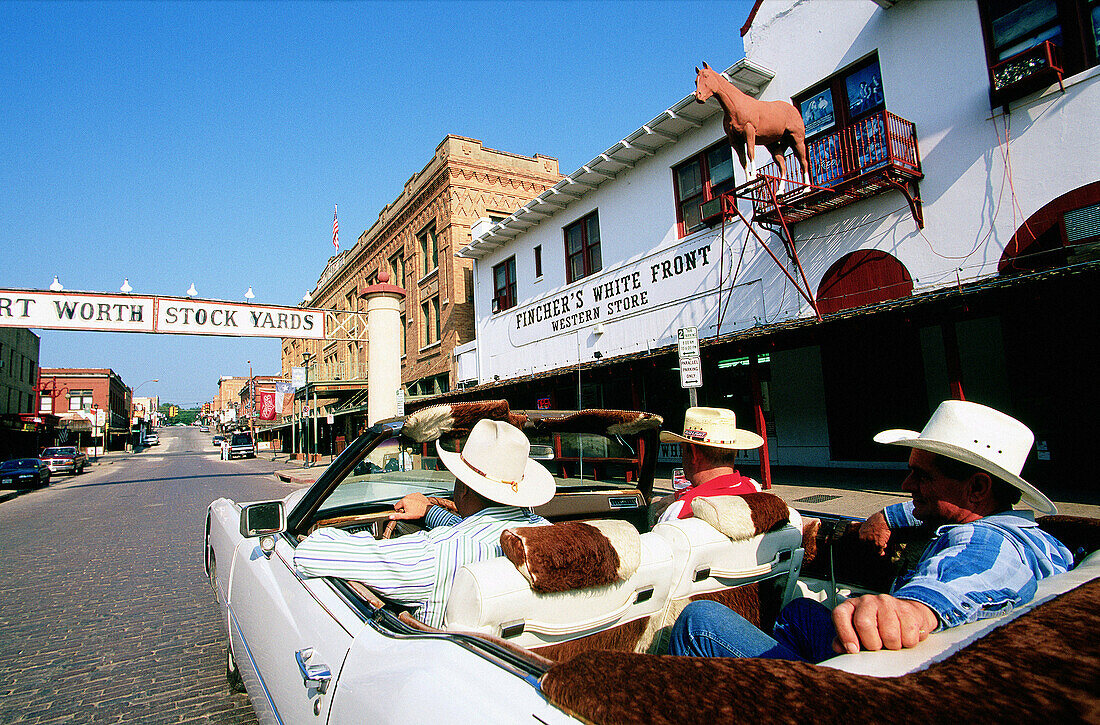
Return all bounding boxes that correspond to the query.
[1,0,751,406]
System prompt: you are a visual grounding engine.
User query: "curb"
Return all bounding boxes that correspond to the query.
[274,468,326,485]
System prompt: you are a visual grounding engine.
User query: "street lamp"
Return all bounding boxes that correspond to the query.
[91,404,100,461]
[133,378,159,393]
[301,352,314,467]
[132,379,159,446]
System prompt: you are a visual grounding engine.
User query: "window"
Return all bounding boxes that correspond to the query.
[418,222,439,276]
[409,373,450,396]
[400,313,407,357]
[492,257,517,312]
[564,211,602,283]
[389,251,405,285]
[421,296,441,348]
[795,55,885,143]
[39,396,52,414]
[69,389,93,411]
[673,143,737,236]
[534,245,543,278]
[978,0,1099,104]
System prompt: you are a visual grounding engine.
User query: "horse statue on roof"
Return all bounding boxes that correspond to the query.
[694,62,809,186]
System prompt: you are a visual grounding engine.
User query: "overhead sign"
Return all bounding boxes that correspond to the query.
[0,289,326,339]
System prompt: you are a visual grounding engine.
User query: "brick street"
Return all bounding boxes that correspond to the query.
[0,426,300,724]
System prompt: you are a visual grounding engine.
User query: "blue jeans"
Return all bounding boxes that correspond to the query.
[669,598,837,663]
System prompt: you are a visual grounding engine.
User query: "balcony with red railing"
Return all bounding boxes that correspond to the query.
[726,109,924,228]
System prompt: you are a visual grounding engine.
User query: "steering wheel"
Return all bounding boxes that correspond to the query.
[380,496,458,539]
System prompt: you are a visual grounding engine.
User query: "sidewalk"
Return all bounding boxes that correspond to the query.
[1,447,143,503]
[260,455,1100,520]
[258,450,330,486]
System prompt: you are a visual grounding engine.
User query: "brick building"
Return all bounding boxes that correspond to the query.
[37,368,131,453]
[279,135,561,452]
[216,376,249,413]
[0,327,45,458]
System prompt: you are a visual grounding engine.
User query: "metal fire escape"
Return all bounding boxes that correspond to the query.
[702,109,925,319]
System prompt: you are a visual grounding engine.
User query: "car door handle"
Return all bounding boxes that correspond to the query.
[295,648,332,694]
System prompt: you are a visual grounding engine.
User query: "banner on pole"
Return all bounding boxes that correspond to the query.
[258,391,277,420]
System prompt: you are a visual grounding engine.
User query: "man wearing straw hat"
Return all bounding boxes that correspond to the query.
[294,419,554,628]
[652,407,765,524]
[669,400,1073,662]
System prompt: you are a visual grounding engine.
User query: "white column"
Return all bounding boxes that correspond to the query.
[363,273,406,426]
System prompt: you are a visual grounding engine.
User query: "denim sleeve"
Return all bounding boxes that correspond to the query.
[891,525,1034,630]
[424,505,463,530]
[883,500,918,529]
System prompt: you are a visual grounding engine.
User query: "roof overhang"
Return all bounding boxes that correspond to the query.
[458,59,775,260]
[421,261,1100,399]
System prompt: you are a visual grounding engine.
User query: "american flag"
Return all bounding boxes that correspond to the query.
[332,204,339,252]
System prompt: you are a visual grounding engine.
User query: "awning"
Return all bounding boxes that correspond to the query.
[331,388,371,416]
[423,259,1100,403]
[58,414,92,433]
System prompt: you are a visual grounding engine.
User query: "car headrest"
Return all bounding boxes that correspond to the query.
[691,493,791,541]
[500,520,641,593]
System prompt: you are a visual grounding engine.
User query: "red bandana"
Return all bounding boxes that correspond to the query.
[674,471,758,519]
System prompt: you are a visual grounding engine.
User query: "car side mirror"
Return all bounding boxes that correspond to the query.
[240,501,286,538]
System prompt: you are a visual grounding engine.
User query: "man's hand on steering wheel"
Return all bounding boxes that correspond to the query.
[390,492,431,521]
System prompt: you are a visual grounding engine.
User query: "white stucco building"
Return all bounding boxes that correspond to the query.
[451,0,1099,488]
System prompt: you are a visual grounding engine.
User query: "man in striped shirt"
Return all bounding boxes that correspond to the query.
[294,419,555,628]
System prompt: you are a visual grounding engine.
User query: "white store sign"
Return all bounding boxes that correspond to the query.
[507,240,718,347]
[0,289,325,339]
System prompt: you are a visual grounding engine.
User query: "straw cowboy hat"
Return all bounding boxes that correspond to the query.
[660,406,764,450]
[436,419,555,508]
[874,400,1056,515]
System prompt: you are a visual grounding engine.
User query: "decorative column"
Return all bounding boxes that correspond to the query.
[360,271,406,426]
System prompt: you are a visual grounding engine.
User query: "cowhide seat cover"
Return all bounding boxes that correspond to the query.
[541,577,1100,724]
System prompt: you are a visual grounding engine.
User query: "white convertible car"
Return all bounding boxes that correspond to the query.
[206,401,1100,724]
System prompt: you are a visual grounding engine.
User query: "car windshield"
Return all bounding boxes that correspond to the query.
[230,434,252,445]
[42,448,75,456]
[312,427,643,520]
[1,459,38,469]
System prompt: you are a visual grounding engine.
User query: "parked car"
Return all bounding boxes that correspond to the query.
[206,400,1100,724]
[227,432,255,459]
[200,425,211,433]
[39,446,89,475]
[212,434,225,447]
[0,458,52,489]
[145,432,160,446]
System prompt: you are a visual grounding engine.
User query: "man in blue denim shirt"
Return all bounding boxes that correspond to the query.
[670,401,1073,662]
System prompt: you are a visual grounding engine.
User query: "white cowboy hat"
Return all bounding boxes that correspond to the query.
[874,400,1056,515]
[660,406,764,450]
[436,419,555,508]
